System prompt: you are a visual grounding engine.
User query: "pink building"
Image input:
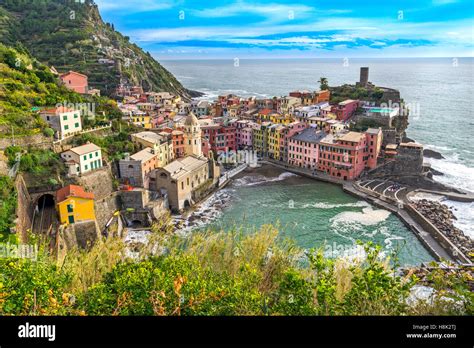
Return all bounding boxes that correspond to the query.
[234,120,253,149]
[281,121,307,161]
[288,127,326,169]
[60,71,88,94]
[318,131,368,180]
[332,99,359,121]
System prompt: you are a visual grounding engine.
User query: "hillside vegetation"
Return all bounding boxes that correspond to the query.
[0,220,472,316]
[0,0,196,98]
[0,43,85,137]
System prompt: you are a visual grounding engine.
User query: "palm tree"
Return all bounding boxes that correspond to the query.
[318,77,329,91]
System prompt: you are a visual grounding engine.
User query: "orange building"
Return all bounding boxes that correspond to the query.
[314,90,330,103]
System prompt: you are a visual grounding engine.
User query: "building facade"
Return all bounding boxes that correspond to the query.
[40,107,82,139]
[61,143,103,176]
[56,185,95,225]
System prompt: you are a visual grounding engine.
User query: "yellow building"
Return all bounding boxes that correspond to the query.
[131,114,152,129]
[270,113,293,125]
[267,124,285,160]
[252,122,271,156]
[56,185,95,225]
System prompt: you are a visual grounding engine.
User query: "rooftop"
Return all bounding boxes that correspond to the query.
[338,131,365,143]
[162,156,208,180]
[41,106,77,114]
[339,99,358,106]
[131,131,164,144]
[400,142,423,149]
[56,184,94,203]
[366,128,382,135]
[68,143,101,155]
[291,128,326,144]
[130,148,156,162]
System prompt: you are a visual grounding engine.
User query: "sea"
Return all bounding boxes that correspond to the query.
[160,58,474,264]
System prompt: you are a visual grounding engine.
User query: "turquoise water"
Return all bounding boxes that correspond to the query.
[369,108,393,113]
[195,172,433,266]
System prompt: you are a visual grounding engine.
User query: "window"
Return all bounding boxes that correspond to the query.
[75,123,79,128]
[68,215,75,224]
[74,114,78,119]
[95,152,99,157]
[85,165,88,170]
[63,115,68,121]
[89,153,93,159]
[83,155,87,161]
[64,125,69,130]
[67,204,74,213]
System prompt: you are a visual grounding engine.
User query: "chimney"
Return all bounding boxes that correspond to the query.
[360,67,369,87]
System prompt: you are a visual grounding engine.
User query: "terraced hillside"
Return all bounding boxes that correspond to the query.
[0,0,197,99]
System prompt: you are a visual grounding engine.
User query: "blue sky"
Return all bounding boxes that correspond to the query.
[95,0,474,59]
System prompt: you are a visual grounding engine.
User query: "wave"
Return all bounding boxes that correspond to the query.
[193,88,270,100]
[444,200,474,239]
[232,172,297,187]
[173,189,233,234]
[330,206,391,227]
[425,156,474,193]
[301,201,370,209]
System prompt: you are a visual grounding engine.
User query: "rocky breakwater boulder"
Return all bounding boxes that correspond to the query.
[404,265,474,291]
[414,199,474,261]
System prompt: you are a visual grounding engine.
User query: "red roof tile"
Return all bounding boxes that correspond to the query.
[56,185,94,203]
[259,108,272,115]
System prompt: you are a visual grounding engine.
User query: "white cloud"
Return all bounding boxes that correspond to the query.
[95,0,175,12]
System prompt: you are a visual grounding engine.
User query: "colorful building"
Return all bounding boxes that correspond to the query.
[332,99,359,121]
[317,131,368,180]
[200,122,237,154]
[56,185,95,225]
[131,113,152,129]
[267,124,286,160]
[288,127,325,169]
[366,128,383,169]
[59,71,88,94]
[131,131,174,167]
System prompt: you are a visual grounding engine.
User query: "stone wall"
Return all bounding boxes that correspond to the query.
[95,192,121,231]
[369,145,423,177]
[57,219,99,253]
[381,129,398,146]
[14,175,34,243]
[0,134,52,150]
[73,166,115,200]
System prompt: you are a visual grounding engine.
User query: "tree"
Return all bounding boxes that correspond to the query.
[318,77,329,91]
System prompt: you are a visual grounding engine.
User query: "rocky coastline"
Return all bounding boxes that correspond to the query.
[413,199,473,262]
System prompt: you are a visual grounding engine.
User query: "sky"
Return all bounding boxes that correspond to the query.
[94,0,474,59]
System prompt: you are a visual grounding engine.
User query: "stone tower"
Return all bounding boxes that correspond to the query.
[359,67,369,86]
[183,112,202,157]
